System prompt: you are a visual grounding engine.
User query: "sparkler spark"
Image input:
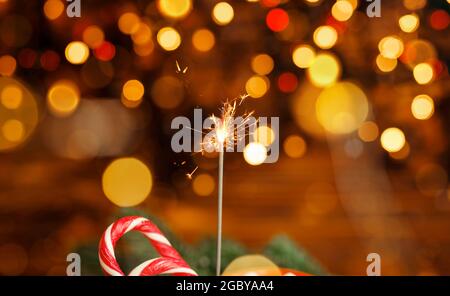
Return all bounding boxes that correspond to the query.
[202,97,255,153]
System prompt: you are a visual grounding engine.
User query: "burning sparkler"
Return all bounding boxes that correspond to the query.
[205,96,254,276]
[181,96,255,275]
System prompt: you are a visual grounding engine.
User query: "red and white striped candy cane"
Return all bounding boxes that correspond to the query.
[98,216,197,276]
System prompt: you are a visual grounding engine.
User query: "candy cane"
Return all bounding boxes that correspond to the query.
[98,216,197,276]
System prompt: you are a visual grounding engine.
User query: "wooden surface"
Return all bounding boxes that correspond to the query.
[1,142,450,276]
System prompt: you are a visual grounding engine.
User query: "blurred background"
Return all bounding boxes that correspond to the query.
[0,0,449,275]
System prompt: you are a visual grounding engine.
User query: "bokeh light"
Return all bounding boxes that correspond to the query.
[118,12,140,35]
[2,119,24,143]
[378,36,404,59]
[277,72,298,93]
[253,125,275,146]
[1,85,22,110]
[43,0,64,21]
[398,13,419,33]
[411,94,434,120]
[413,63,434,85]
[244,142,267,166]
[331,0,354,22]
[429,10,449,31]
[65,41,90,65]
[82,25,105,49]
[212,2,234,26]
[192,173,215,196]
[132,23,152,45]
[307,53,341,87]
[47,80,80,117]
[315,82,369,135]
[283,135,307,158]
[251,54,274,75]
[376,54,397,73]
[192,28,215,52]
[222,255,281,276]
[380,127,406,153]
[245,75,269,98]
[0,55,16,76]
[0,77,38,151]
[266,8,289,32]
[102,157,153,207]
[358,121,379,142]
[313,26,338,49]
[122,79,145,102]
[292,45,315,69]
[157,27,181,51]
[158,0,192,19]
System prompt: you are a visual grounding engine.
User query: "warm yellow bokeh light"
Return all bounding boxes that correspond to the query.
[118,12,140,35]
[2,119,24,143]
[413,63,434,85]
[123,80,145,102]
[65,41,90,65]
[47,81,80,117]
[131,23,152,45]
[316,82,369,135]
[411,94,434,120]
[253,125,275,146]
[378,36,404,59]
[358,121,379,142]
[403,0,426,10]
[313,26,338,49]
[134,41,154,57]
[158,0,192,19]
[192,28,215,52]
[399,13,419,33]
[245,75,269,98]
[212,2,234,26]
[43,0,64,20]
[157,27,181,51]
[283,135,307,158]
[1,85,22,110]
[332,0,354,22]
[380,127,406,153]
[192,173,215,196]
[251,54,274,75]
[307,53,341,87]
[244,142,267,166]
[222,255,281,276]
[376,54,397,73]
[102,157,153,207]
[292,45,315,69]
[82,26,105,49]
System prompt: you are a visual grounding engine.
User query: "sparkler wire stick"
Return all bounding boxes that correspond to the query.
[216,147,224,276]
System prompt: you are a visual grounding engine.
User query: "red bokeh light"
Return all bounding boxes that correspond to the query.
[266,8,289,32]
[429,10,449,30]
[18,48,37,69]
[94,41,116,61]
[277,72,298,93]
[40,50,60,71]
